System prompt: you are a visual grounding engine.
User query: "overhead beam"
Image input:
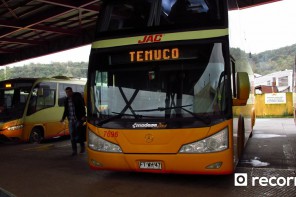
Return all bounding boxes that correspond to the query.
[0,26,95,65]
[35,0,100,12]
[0,37,42,45]
[0,20,80,35]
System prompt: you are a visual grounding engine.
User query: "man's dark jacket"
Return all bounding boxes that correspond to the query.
[62,92,86,121]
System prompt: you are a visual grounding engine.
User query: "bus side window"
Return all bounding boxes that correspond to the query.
[58,84,65,106]
[76,85,84,95]
[27,92,37,116]
[27,88,39,115]
[58,83,78,106]
[43,89,55,106]
[31,82,57,112]
[58,83,85,106]
[36,88,55,111]
[4,94,12,108]
[12,89,20,107]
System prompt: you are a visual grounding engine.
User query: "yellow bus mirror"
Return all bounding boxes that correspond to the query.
[233,72,250,106]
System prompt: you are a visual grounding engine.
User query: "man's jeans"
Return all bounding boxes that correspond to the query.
[68,120,85,154]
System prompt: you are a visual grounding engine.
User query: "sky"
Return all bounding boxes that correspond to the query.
[4,0,296,68]
[240,0,296,54]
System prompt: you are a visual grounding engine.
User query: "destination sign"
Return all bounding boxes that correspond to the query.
[108,45,203,65]
[129,48,179,62]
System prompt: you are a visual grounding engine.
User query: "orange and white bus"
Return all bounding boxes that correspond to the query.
[86,0,255,174]
[0,76,86,143]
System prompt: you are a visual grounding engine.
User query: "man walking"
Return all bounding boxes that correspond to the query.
[61,87,86,156]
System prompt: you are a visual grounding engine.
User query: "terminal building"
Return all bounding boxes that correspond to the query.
[254,69,293,94]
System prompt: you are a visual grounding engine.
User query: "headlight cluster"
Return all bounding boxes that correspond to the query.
[179,127,228,153]
[88,129,122,153]
[7,124,24,131]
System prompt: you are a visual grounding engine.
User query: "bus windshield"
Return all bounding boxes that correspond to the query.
[89,43,229,128]
[0,81,33,122]
[97,0,226,34]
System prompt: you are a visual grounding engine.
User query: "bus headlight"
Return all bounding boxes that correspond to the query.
[7,124,24,131]
[88,130,122,153]
[179,127,228,153]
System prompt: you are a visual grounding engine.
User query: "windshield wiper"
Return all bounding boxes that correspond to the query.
[134,104,192,112]
[134,104,211,125]
[97,113,123,127]
[97,112,142,127]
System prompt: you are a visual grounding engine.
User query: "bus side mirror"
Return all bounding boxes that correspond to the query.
[233,72,250,106]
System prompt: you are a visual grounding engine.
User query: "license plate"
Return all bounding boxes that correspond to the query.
[139,161,162,170]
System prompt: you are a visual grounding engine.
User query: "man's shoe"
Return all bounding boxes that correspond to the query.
[71,152,77,156]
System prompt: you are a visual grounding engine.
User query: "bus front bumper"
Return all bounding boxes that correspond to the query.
[87,148,234,175]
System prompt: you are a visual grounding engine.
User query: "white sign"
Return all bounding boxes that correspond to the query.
[265,93,286,104]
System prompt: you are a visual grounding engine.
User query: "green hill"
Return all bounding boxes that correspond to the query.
[0,62,88,80]
[250,44,296,75]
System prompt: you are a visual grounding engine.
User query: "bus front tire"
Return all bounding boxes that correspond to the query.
[29,128,43,144]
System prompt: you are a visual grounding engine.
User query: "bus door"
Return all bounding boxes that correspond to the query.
[26,82,66,138]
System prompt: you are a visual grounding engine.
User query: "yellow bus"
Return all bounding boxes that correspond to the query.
[0,76,86,143]
[86,0,255,174]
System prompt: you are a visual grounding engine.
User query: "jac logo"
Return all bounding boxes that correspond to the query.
[138,34,163,44]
